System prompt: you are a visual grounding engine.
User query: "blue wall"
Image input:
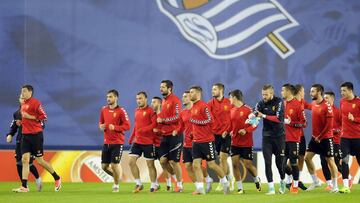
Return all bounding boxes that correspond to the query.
[1,0,359,150]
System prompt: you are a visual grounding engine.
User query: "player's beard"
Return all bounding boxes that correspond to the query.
[161,90,169,97]
[311,95,318,100]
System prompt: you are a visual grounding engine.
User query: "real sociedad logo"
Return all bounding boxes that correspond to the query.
[157,0,299,59]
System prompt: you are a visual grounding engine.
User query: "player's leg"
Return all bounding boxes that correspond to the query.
[320,155,332,190]
[21,152,31,188]
[128,143,143,192]
[144,144,158,192]
[110,144,123,192]
[340,138,351,192]
[192,158,205,194]
[101,144,113,176]
[297,135,307,190]
[305,138,321,190]
[168,136,183,192]
[288,142,299,194]
[29,156,42,192]
[206,141,229,194]
[323,138,338,192]
[231,152,243,194]
[262,137,275,194]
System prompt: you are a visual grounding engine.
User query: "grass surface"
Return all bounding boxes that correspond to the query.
[1,182,359,203]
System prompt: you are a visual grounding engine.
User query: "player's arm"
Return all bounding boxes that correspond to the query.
[317,104,333,140]
[99,109,106,131]
[190,106,212,125]
[289,107,307,128]
[113,108,131,132]
[158,101,181,124]
[128,124,136,145]
[6,113,18,142]
[261,101,284,123]
[304,100,312,110]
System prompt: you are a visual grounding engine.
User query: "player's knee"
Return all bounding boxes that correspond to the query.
[168,160,177,166]
[101,164,109,170]
[185,163,192,171]
[244,160,252,168]
[159,157,167,166]
[342,155,350,165]
[21,156,30,164]
[128,158,137,166]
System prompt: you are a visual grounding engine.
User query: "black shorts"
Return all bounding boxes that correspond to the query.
[183,147,193,163]
[262,136,285,157]
[15,143,34,164]
[154,146,161,160]
[158,135,183,162]
[192,141,216,161]
[341,138,360,157]
[101,144,123,164]
[307,138,334,157]
[285,141,299,160]
[21,132,44,157]
[230,146,253,160]
[214,134,231,154]
[129,143,155,160]
[333,144,342,161]
[299,136,306,156]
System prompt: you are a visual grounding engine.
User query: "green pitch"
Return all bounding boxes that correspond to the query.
[1,182,359,203]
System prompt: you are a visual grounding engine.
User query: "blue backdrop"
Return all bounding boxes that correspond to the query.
[0,0,359,150]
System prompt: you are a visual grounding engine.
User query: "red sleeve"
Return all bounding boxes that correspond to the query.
[304,100,312,110]
[176,112,185,133]
[129,125,135,144]
[137,112,157,133]
[36,102,47,121]
[114,108,131,133]
[353,103,360,123]
[99,109,104,124]
[244,125,257,133]
[159,100,182,124]
[291,107,307,128]
[265,115,280,123]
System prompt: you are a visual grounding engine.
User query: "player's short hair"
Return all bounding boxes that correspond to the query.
[161,80,174,91]
[282,83,296,95]
[137,91,147,98]
[107,89,119,97]
[228,89,243,102]
[184,90,190,94]
[311,84,324,95]
[262,84,274,92]
[324,91,335,98]
[190,85,202,93]
[213,83,225,93]
[294,84,304,95]
[22,84,34,96]
[341,82,354,91]
[152,96,162,102]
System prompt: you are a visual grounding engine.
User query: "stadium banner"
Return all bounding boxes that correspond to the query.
[1,150,358,183]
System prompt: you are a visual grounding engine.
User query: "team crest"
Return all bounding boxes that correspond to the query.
[143,111,147,116]
[113,113,117,118]
[272,106,275,111]
[353,104,356,109]
[224,105,228,110]
[167,103,171,109]
[240,111,244,117]
[289,109,293,115]
[157,0,299,59]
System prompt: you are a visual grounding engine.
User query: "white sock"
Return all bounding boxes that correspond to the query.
[135,179,142,186]
[343,179,349,188]
[237,181,243,190]
[205,175,212,183]
[172,175,177,182]
[268,182,274,190]
[227,174,233,181]
[166,178,172,187]
[285,174,293,184]
[299,171,302,179]
[150,182,157,189]
[293,180,298,188]
[332,178,338,189]
[155,179,159,186]
[253,176,260,183]
[196,182,204,190]
[113,184,119,188]
[220,176,228,184]
[326,180,333,187]
[311,174,318,183]
[177,181,183,188]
